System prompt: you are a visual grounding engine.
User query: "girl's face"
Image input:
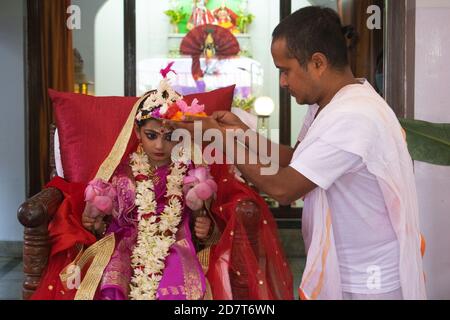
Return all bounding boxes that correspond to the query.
[135,119,177,167]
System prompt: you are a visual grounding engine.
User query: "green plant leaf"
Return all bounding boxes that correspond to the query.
[232,96,256,112]
[164,8,187,25]
[236,12,254,33]
[399,118,450,166]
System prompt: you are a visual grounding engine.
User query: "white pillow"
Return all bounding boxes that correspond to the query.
[54,128,64,178]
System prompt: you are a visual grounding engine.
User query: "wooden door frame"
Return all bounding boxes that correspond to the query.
[124,0,136,97]
[25,0,44,197]
[279,0,292,146]
[384,0,416,118]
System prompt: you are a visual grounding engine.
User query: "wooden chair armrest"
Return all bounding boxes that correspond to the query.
[17,187,63,228]
[17,187,63,299]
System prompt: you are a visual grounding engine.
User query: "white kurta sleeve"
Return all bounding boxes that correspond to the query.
[289,138,362,190]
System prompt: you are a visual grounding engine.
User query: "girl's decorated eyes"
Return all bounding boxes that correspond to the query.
[146,132,157,140]
[145,131,173,141]
[164,132,173,141]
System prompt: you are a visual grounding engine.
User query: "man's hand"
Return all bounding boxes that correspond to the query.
[166,111,249,135]
[194,216,212,240]
[211,111,249,131]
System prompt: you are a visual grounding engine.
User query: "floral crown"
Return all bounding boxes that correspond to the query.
[135,62,207,123]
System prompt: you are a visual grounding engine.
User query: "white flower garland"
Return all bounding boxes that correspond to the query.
[139,78,182,118]
[128,150,187,300]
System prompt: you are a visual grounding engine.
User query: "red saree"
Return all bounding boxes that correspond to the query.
[32,165,294,300]
[31,177,95,300]
[31,137,140,300]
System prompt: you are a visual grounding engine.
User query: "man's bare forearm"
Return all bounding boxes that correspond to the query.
[236,129,295,168]
[234,142,287,201]
[230,138,315,205]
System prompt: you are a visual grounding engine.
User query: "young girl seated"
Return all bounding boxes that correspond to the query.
[32,66,293,300]
[32,74,218,300]
[81,117,214,300]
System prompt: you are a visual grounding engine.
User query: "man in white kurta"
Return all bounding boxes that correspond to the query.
[290,79,425,299]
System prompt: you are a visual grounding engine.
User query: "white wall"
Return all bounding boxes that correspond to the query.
[0,0,26,241]
[247,0,280,139]
[95,0,124,96]
[415,0,450,299]
[72,0,108,87]
[289,1,338,146]
[136,0,170,61]
[289,0,312,146]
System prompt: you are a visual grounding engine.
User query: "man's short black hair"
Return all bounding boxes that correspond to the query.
[272,6,352,69]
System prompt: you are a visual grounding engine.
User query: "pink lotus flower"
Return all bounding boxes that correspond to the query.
[84,178,116,217]
[183,166,217,211]
[176,98,205,115]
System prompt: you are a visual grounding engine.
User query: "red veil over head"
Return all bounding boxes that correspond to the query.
[206,163,294,300]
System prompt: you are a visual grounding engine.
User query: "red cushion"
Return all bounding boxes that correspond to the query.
[50,85,235,183]
[182,85,235,115]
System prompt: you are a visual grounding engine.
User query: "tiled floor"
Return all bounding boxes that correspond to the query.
[289,257,306,299]
[0,257,23,300]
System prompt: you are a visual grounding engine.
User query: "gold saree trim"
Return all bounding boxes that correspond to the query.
[197,247,212,274]
[197,247,213,300]
[95,95,149,182]
[204,279,214,300]
[59,234,116,300]
[59,245,84,291]
[196,202,221,300]
[175,239,204,300]
[76,233,116,300]
[59,95,149,299]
